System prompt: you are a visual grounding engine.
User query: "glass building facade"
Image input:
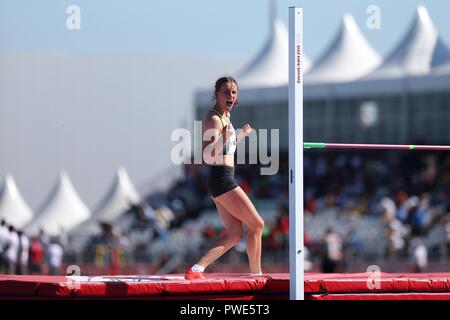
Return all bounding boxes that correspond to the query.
[196,89,450,151]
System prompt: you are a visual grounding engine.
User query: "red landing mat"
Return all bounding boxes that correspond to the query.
[0,273,449,300]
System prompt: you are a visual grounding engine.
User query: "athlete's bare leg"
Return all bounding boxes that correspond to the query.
[195,199,243,268]
[213,187,264,274]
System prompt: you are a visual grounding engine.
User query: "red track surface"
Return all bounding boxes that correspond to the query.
[0,272,449,300]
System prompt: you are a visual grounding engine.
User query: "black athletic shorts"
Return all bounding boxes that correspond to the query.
[207,165,239,198]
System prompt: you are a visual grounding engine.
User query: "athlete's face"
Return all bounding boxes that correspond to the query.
[216,81,238,112]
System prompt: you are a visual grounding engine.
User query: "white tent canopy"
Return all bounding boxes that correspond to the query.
[305,14,381,84]
[196,6,450,106]
[367,6,450,79]
[0,174,34,228]
[70,167,140,236]
[237,18,312,89]
[24,171,91,236]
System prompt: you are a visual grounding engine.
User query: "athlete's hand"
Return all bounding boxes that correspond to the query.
[237,124,253,142]
[222,124,234,143]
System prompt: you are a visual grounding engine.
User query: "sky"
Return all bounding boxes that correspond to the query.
[1,0,450,214]
[1,0,450,59]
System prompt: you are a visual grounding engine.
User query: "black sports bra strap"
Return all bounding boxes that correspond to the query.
[210,108,226,129]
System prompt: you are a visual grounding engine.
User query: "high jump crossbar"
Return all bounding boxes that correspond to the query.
[304,142,450,151]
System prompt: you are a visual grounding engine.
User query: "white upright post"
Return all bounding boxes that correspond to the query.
[288,7,304,301]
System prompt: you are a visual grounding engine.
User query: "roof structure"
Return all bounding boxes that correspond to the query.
[305,14,381,84]
[195,6,450,105]
[24,171,91,236]
[0,174,34,228]
[237,18,312,89]
[70,167,140,236]
[366,6,450,79]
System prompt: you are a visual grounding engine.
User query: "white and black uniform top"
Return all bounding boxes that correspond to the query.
[210,108,237,155]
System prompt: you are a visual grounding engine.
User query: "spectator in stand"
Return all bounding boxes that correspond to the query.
[411,237,428,273]
[131,202,153,231]
[154,205,174,239]
[405,196,428,237]
[304,193,317,215]
[445,213,450,259]
[0,220,9,273]
[320,228,344,273]
[405,196,437,273]
[131,149,450,270]
[4,226,20,274]
[380,197,407,259]
[395,190,410,222]
[29,236,44,274]
[38,228,49,273]
[304,247,313,272]
[16,230,30,275]
[202,224,217,241]
[48,238,64,275]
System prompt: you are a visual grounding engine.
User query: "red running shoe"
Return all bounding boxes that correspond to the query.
[185,268,205,280]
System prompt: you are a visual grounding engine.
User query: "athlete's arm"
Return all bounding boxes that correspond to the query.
[203,115,226,164]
